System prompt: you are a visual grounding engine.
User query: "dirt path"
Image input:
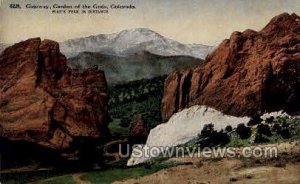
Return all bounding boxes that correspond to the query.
[72,173,90,184]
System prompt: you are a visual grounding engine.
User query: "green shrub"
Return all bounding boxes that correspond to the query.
[265,116,274,124]
[254,124,272,143]
[225,125,233,133]
[247,116,262,126]
[200,123,214,137]
[236,123,252,139]
[198,124,230,147]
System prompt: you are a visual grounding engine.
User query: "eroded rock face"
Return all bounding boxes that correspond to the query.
[0,38,109,149]
[162,13,300,122]
[128,114,149,142]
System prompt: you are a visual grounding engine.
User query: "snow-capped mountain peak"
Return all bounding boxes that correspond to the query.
[60,28,215,59]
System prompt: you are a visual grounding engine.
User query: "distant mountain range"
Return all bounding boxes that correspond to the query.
[0,29,214,59]
[60,28,214,59]
[68,51,204,86]
[63,28,213,85]
[0,28,214,86]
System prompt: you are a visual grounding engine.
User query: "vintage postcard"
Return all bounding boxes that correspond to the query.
[0,0,300,183]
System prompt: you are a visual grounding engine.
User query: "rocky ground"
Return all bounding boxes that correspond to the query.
[114,141,300,184]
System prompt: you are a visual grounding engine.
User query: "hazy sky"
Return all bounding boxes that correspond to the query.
[0,0,299,45]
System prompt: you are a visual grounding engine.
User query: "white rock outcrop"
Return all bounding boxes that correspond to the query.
[260,111,291,121]
[127,105,250,166]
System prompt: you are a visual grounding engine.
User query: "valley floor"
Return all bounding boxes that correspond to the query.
[2,141,300,184]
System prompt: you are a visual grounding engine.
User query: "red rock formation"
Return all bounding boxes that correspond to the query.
[128,114,149,142]
[162,13,300,122]
[0,38,109,149]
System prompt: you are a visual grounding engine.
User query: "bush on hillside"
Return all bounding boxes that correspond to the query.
[265,116,274,124]
[200,123,214,137]
[254,124,272,143]
[236,123,252,139]
[247,116,262,126]
[198,124,230,147]
[225,125,233,133]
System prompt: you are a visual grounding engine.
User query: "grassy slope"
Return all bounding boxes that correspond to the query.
[184,116,300,149]
[19,162,176,184]
[108,75,166,136]
[226,117,300,147]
